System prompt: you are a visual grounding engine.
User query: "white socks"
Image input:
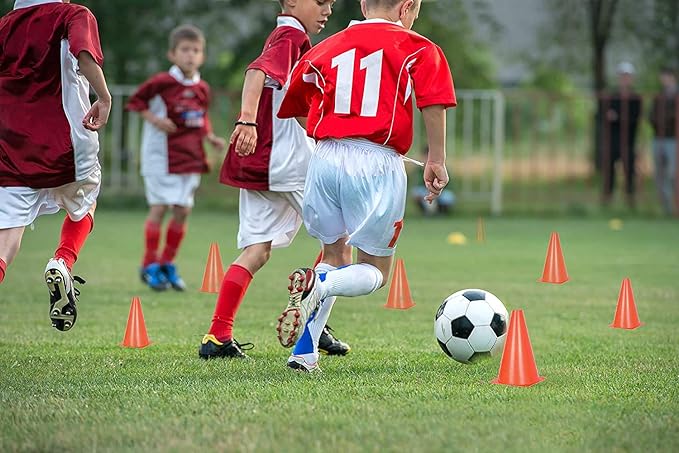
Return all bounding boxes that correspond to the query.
[316,263,383,300]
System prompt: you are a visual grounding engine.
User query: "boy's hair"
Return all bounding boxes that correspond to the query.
[169,24,205,50]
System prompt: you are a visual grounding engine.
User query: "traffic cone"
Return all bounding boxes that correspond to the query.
[121,297,150,348]
[610,278,642,329]
[200,242,224,293]
[384,258,415,309]
[476,217,486,243]
[539,232,569,284]
[492,310,544,387]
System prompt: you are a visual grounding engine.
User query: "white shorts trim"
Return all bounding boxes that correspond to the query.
[0,168,101,229]
[303,139,407,257]
[144,173,201,207]
[237,189,304,249]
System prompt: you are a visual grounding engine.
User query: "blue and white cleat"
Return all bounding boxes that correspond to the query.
[161,263,186,291]
[141,263,169,291]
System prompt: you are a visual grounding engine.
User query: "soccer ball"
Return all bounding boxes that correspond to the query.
[434,289,509,364]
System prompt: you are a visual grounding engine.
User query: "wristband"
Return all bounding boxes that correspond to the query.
[235,120,258,127]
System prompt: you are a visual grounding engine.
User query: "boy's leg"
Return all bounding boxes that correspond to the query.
[159,205,190,291]
[54,211,94,271]
[141,205,168,290]
[0,226,26,284]
[199,242,268,359]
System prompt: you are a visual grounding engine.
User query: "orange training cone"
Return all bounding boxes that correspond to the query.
[539,232,569,284]
[384,258,415,309]
[610,278,642,329]
[493,310,544,387]
[121,297,150,348]
[476,217,486,243]
[200,242,224,293]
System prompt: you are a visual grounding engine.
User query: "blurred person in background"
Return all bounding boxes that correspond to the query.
[649,66,678,216]
[598,62,642,208]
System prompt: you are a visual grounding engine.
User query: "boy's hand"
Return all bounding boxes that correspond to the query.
[423,161,449,203]
[153,118,178,134]
[82,99,111,131]
[230,124,257,157]
[207,134,226,151]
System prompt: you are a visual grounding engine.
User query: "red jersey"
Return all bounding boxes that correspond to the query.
[126,66,213,175]
[0,0,104,188]
[220,15,314,191]
[278,19,456,155]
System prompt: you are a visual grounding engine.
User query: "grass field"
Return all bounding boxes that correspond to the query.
[1,211,678,452]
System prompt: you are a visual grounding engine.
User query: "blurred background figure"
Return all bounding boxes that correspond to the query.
[649,66,678,216]
[598,62,643,208]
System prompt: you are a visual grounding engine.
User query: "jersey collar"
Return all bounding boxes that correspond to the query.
[14,0,62,9]
[348,18,404,28]
[277,15,306,33]
[169,65,201,86]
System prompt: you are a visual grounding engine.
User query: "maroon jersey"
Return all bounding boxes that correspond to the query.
[278,19,456,155]
[0,0,104,188]
[126,66,212,175]
[220,15,314,191]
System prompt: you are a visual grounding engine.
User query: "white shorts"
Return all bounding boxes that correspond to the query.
[0,168,101,229]
[303,138,407,257]
[144,173,201,207]
[238,189,304,249]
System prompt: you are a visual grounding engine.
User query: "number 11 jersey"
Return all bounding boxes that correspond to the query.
[278,18,456,155]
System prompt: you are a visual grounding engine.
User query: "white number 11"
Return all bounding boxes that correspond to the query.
[331,48,384,117]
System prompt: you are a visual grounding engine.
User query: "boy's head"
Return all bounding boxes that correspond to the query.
[168,25,205,77]
[361,0,422,29]
[279,0,334,35]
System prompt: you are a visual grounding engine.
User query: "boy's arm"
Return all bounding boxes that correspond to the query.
[421,105,449,203]
[231,69,266,156]
[79,51,111,131]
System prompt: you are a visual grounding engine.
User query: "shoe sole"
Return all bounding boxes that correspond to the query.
[287,360,321,373]
[45,268,76,332]
[319,346,351,356]
[276,270,309,348]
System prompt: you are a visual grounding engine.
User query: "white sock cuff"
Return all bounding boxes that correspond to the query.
[358,263,383,293]
[315,262,337,274]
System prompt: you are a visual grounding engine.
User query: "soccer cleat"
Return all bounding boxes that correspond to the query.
[287,355,321,373]
[318,325,351,356]
[198,334,253,359]
[45,258,85,332]
[141,263,169,291]
[276,268,322,348]
[161,263,186,291]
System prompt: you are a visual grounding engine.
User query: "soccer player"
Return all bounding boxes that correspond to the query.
[198,0,351,359]
[275,0,456,371]
[0,0,111,331]
[127,25,226,292]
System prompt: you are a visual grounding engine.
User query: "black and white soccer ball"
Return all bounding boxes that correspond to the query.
[434,289,509,364]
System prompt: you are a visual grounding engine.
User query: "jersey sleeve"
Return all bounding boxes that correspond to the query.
[247,35,303,88]
[66,6,104,66]
[409,43,456,110]
[125,76,162,112]
[277,59,320,119]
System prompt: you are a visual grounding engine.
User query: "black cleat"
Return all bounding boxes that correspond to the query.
[287,356,321,373]
[318,325,351,356]
[45,258,84,332]
[198,334,253,359]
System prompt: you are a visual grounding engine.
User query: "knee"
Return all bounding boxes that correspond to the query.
[172,206,191,223]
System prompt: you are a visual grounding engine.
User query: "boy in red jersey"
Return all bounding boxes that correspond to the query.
[275,0,456,371]
[0,0,111,331]
[198,0,351,360]
[127,25,226,292]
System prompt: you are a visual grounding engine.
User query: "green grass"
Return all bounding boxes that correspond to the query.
[1,212,678,452]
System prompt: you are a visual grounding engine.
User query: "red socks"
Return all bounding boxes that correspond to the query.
[208,264,253,341]
[0,258,6,284]
[160,220,186,264]
[142,220,161,267]
[54,214,94,270]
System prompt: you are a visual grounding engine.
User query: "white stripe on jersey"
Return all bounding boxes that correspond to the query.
[140,95,169,175]
[59,39,100,181]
